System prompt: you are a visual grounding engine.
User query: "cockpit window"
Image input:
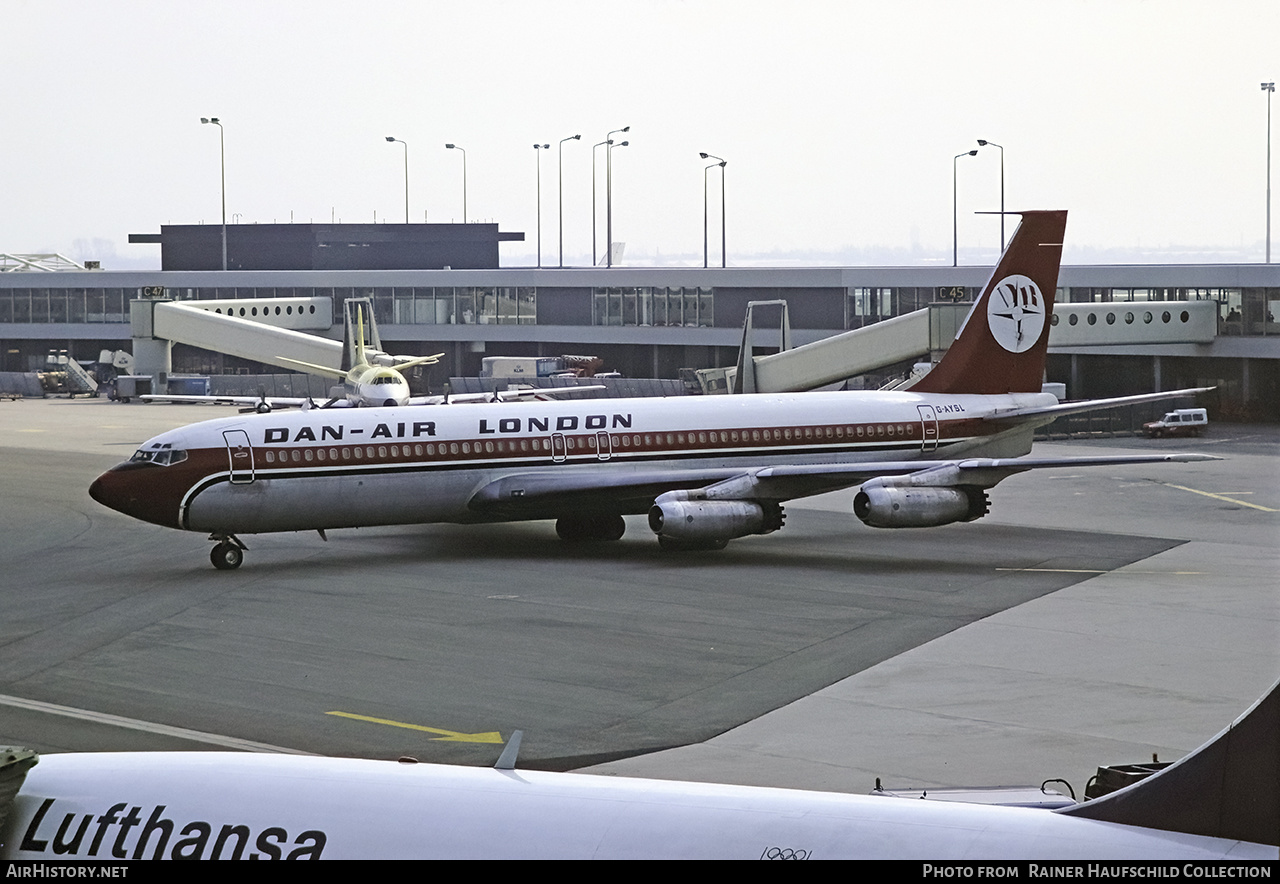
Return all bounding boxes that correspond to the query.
[129,445,188,466]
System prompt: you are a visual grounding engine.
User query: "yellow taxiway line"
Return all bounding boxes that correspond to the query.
[326,710,503,743]
[1158,482,1278,512]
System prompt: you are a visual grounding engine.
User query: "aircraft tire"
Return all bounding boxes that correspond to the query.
[555,518,582,541]
[657,535,729,552]
[597,514,626,541]
[211,542,244,570]
[556,514,625,542]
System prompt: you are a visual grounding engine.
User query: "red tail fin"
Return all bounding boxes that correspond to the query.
[911,210,1066,395]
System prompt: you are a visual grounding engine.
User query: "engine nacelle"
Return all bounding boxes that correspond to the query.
[853,485,990,529]
[648,499,783,543]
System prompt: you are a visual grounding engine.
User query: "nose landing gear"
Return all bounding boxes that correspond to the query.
[209,534,248,570]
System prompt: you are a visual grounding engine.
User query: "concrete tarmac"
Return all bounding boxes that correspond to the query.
[1,397,1276,800]
[588,427,1280,794]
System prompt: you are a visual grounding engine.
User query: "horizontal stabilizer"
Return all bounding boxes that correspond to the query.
[986,387,1215,423]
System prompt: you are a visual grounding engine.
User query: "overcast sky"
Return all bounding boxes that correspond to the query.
[3,0,1278,269]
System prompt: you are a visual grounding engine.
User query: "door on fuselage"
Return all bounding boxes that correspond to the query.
[222,429,255,484]
[917,405,939,453]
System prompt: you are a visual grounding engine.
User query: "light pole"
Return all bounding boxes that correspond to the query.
[1264,82,1275,264]
[559,134,580,267]
[953,149,977,267]
[200,117,226,270]
[606,127,630,268]
[386,137,409,223]
[533,143,549,267]
[445,143,467,222]
[977,139,1005,250]
[592,138,610,266]
[700,152,727,268]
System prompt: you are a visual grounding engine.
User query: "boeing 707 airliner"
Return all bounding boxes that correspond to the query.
[89,211,1216,569]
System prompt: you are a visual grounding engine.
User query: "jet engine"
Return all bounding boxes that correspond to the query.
[648,498,785,545]
[853,485,990,529]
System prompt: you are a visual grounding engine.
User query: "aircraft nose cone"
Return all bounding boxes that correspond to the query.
[88,464,182,529]
[89,468,132,515]
[88,474,109,506]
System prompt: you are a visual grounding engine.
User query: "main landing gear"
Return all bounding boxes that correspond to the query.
[210,534,247,570]
[555,514,626,542]
[656,535,729,552]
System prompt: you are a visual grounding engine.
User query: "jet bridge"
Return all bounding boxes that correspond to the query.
[130,295,339,389]
[698,297,1220,396]
[698,302,962,395]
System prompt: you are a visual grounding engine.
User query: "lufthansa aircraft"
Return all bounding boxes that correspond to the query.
[90,211,1216,570]
[0,679,1275,859]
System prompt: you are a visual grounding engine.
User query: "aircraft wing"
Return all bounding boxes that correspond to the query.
[497,384,608,402]
[469,466,752,517]
[404,392,503,406]
[390,352,445,370]
[745,452,1220,496]
[468,452,1220,519]
[406,386,608,406]
[140,393,317,413]
[277,356,347,380]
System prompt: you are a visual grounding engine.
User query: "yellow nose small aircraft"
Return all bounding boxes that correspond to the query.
[279,305,441,408]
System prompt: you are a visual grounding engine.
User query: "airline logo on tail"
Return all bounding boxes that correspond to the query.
[910,209,1065,395]
[986,274,1045,353]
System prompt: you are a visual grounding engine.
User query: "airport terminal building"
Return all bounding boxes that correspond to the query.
[1,224,1277,418]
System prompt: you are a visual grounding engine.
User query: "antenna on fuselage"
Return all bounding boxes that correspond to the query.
[494,730,523,770]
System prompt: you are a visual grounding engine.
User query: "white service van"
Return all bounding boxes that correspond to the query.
[1142,408,1208,438]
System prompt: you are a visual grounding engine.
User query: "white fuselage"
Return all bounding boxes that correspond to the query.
[1,752,1272,860]
[97,390,1055,536]
[343,363,412,408]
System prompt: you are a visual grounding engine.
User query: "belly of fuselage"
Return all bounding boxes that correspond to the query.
[183,469,480,533]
